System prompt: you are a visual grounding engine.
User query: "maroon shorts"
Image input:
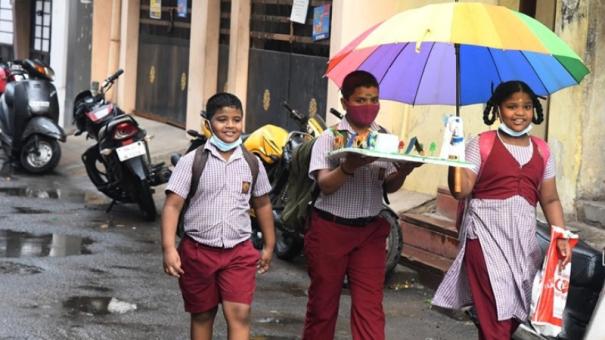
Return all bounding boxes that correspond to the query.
[178,237,260,314]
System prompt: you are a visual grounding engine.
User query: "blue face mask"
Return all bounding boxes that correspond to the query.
[209,134,242,152]
[498,122,533,137]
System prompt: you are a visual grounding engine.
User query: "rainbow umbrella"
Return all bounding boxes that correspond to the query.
[326,2,589,111]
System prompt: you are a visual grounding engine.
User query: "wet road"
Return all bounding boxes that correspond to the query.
[0,170,476,339]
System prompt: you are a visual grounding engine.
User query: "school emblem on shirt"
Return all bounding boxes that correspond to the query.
[242,181,251,194]
[378,167,386,180]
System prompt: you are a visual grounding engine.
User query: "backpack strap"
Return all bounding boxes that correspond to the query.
[240,145,260,199]
[530,136,550,168]
[177,144,210,237]
[478,130,497,171]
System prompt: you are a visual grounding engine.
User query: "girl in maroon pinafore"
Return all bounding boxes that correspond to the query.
[432,81,572,340]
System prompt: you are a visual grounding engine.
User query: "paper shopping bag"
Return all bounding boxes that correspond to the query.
[530,225,579,336]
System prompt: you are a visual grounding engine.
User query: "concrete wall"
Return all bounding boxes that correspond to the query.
[548,0,605,213]
[90,0,112,86]
[186,0,220,132]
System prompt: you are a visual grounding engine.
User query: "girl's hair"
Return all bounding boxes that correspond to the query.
[205,92,243,120]
[483,81,544,125]
[341,70,379,100]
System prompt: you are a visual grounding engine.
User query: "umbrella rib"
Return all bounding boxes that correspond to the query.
[486,47,504,88]
[411,42,436,106]
[518,50,550,94]
[376,42,410,85]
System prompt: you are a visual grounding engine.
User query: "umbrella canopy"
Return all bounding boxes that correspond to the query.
[326,2,589,106]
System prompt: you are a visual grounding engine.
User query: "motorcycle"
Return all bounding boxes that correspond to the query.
[72,69,171,221]
[0,59,66,174]
[172,103,403,278]
[465,220,605,340]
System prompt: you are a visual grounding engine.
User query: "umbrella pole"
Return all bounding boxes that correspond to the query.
[452,43,463,194]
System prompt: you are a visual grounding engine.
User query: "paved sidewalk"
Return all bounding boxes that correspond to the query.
[58,116,191,178]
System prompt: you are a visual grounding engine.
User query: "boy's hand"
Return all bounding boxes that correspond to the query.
[163,247,184,278]
[343,153,377,172]
[257,247,273,274]
[394,160,422,175]
[557,239,572,268]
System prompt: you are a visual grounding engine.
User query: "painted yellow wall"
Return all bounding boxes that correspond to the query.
[547,0,604,214]
[90,0,112,84]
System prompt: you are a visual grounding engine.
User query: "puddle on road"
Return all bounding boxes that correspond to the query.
[0,187,61,199]
[0,261,43,274]
[63,296,137,315]
[13,206,51,214]
[0,230,93,258]
[63,296,112,315]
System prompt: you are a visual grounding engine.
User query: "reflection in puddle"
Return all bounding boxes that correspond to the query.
[0,230,92,258]
[63,296,112,315]
[0,261,43,274]
[13,207,51,214]
[0,187,61,199]
[63,296,137,315]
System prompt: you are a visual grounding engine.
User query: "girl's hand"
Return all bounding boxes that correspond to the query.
[557,239,572,268]
[257,247,273,274]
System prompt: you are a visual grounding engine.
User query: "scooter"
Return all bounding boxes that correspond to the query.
[73,69,171,221]
[0,59,66,174]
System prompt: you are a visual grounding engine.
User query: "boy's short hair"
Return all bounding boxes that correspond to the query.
[341,70,379,100]
[205,92,243,120]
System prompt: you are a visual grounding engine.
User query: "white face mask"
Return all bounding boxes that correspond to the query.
[498,122,533,137]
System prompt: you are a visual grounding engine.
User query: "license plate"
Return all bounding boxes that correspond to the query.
[116,141,146,162]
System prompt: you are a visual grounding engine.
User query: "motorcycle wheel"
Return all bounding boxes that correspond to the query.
[20,136,61,174]
[381,209,402,279]
[274,210,303,260]
[134,179,157,221]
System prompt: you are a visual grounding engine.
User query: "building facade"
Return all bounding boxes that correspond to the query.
[88,0,604,218]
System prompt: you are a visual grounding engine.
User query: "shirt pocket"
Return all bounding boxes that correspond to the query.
[229,169,253,203]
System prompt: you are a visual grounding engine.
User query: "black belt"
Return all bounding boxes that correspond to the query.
[314,208,376,227]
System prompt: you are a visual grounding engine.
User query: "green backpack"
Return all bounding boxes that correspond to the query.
[176,143,259,238]
[279,138,319,234]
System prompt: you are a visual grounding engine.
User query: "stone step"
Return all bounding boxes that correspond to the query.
[436,186,459,221]
[400,243,453,273]
[577,200,605,228]
[567,220,605,250]
[401,213,459,264]
[401,212,458,237]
